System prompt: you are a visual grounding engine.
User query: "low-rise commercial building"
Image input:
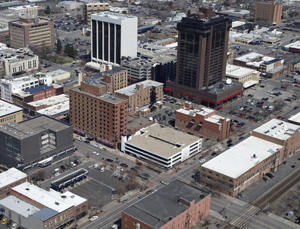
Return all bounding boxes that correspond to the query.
[0,47,39,77]
[115,80,163,115]
[226,64,260,88]
[284,40,300,53]
[9,17,54,49]
[201,119,300,196]
[122,180,211,229]
[0,168,28,199]
[121,43,177,84]
[58,1,83,10]
[46,69,71,82]
[0,182,88,228]
[83,2,110,25]
[1,73,51,102]
[8,5,41,16]
[0,100,23,124]
[175,102,231,141]
[0,115,74,168]
[121,123,202,168]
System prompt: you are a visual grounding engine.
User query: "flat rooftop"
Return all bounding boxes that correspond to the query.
[176,107,214,117]
[115,80,163,96]
[0,168,27,189]
[0,99,22,117]
[203,80,243,95]
[46,69,69,77]
[123,180,210,228]
[12,18,51,26]
[27,94,69,108]
[51,168,88,187]
[37,101,69,117]
[202,136,283,179]
[0,115,71,139]
[126,123,201,159]
[92,11,136,20]
[253,119,300,141]
[226,64,258,78]
[288,111,300,124]
[12,182,86,213]
[234,52,263,62]
[0,48,37,62]
[0,196,40,217]
[71,86,127,105]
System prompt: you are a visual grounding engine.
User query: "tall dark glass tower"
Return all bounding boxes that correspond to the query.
[175,8,231,89]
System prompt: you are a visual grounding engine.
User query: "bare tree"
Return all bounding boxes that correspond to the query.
[102,160,108,168]
[114,183,126,197]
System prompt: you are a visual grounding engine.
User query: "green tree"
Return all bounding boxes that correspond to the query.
[56,39,62,54]
[64,43,71,56]
[45,5,50,14]
[69,46,78,58]
[187,9,191,15]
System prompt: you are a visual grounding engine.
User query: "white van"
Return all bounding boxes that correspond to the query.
[54,168,60,173]
[101,167,105,172]
[93,163,99,169]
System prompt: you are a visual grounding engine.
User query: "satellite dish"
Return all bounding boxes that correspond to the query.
[226,78,232,85]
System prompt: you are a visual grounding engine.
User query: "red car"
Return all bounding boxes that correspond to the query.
[281,117,285,120]
[259,104,263,108]
[236,125,242,128]
[277,116,281,119]
[136,162,143,166]
[217,106,222,110]
[247,116,252,119]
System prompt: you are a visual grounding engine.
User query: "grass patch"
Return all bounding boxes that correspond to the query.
[44,54,76,64]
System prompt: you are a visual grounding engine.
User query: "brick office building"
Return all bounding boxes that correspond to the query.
[0,168,28,200]
[255,1,283,25]
[83,2,110,25]
[0,182,88,229]
[122,180,211,229]
[115,80,163,115]
[175,102,231,141]
[201,119,300,196]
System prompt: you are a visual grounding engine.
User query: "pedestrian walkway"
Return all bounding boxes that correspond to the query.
[229,205,261,228]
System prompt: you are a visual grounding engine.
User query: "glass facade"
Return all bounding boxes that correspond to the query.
[97,21,102,60]
[110,24,115,63]
[116,24,121,65]
[92,20,97,58]
[104,22,108,61]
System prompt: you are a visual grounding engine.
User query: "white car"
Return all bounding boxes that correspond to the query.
[160,180,169,185]
[270,95,276,98]
[70,162,76,167]
[91,143,98,148]
[90,216,98,221]
[199,159,206,163]
[267,90,272,94]
[239,107,244,111]
[92,151,99,156]
[76,137,83,141]
[117,166,124,171]
[251,87,257,90]
[12,223,17,229]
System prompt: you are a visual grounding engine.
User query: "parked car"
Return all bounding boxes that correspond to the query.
[122,199,129,203]
[90,216,98,221]
[190,161,196,165]
[238,193,245,198]
[106,159,113,162]
[136,162,143,166]
[60,165,66,171]
[6,219,11,227]
[160,180,169,185]
[2,218,7,225]
[262,177,269,183]
[146,190,154,194]
[266,173,274,179]
[92,151,99,156]
[138,194,145,199]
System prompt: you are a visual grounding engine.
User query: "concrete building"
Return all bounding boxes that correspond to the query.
[233,52,287,78]
[175,102,231,141]
[0,47,39,77]
[288,112,300,125]
[226,64,260,88]
[0,182,88,228]
[121,42,177,84]
[91,12,137,66]
[0,28,9,44]
[284,40,300,53]
[69,86,128,149]
[121,123,202,168]
[9,17,54,49]
[1,73,52,102]
[46,69,71,82]
[219,9,250,18]
[8,5,41,16]
[115,80,163,115]
[0,168,28,199]
[0,100,23,124]
[83,2,110,25]
[122,180,211,229]
[201,119,300,196]
[0,115,74,168]
[58,1,83,10]
[166,8,233,104]
[255,1,283,25]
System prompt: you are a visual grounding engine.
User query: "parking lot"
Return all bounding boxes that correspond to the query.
[0,215,22,229]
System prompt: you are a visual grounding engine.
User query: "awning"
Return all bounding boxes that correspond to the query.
[243,80,258,88]
[164,88,173,92]
[180,92,193,97]
[128,77,137,81]
[201,98,208,102]
[209,100,215,104]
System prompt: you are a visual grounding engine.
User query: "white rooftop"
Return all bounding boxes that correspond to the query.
[46,69,69,77]
[253,119,300,141]
[176,107,215,117]
[0,195,40,217]
[202,136,282,178]
[234,52,263,62]
[288,112,300,124]
[284,41,300,49]
[232,21,245,28]
[9,5,40,10]
[0,100,22,117]
[37,101,69,116]
[92,11,136,20]
[115,80,163,96]
[206,115,229,124]
[12,182,86,213]
[28,94,69,108]
[0,168,27,189]
[226,64,257,78]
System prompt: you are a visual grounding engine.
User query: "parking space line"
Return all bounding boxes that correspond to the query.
[70,188,90,199]
[91,178,114,190]
[73,182,100,193]
[88,179,107,189]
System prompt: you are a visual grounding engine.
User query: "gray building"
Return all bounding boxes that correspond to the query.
[0,115,73,168]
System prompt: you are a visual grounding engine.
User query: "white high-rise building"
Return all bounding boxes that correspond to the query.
[91,12,137,66]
